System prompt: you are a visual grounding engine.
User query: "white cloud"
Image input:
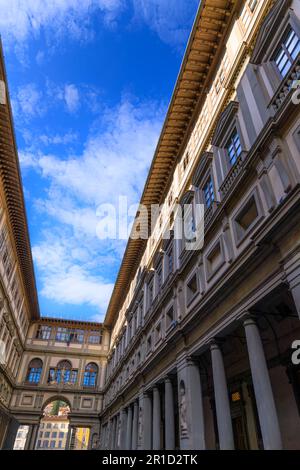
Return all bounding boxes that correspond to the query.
[21,97,165,314]
[20,98,165,207]
[64,84,80,113]
[0,0,124,44]
[12,83,44,119]
[32,234,114,315]
[132,0,199,48]
[0,0,198,52]
[39,132,78,146]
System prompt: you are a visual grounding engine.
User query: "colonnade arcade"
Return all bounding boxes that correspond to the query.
[9,396,98,450]
[101,283,300,450]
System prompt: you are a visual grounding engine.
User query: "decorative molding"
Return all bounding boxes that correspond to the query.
[251,0,292,64]
[211,101,239,146]
[192,152,213,187]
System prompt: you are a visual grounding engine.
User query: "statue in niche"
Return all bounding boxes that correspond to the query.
[179,380,188,438]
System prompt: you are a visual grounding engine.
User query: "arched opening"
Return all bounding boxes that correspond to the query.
[48,360,77,385]
[35,398,71,450]
[26,358,43,384]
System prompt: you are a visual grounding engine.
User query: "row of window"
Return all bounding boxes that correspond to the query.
[36,325,102,344]
[39,431,65,439]
[36,440,64,449]
[106,20,300,388]
[26,359,98,387]
[40,422,67,429]
[0,224,29,338]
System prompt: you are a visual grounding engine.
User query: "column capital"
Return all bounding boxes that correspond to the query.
[243,316,258,328]
[207,337,225,351]
[176,352,200,371]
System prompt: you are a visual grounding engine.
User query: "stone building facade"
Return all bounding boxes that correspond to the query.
[1,0,300,452]
[0,41,109,450]
[99,0,300,451]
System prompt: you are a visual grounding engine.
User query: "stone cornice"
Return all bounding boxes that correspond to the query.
[0,42,39,320]
[104,0,240,328]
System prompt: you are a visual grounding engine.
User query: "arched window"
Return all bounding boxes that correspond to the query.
[83,363,98,387]
[48,360,77,385]
[57,360,72,383]
[26,358,43,384]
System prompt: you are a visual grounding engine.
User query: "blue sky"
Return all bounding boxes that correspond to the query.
[1,0,199,322]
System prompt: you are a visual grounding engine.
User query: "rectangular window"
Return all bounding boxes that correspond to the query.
[166,306,175,330]
[88,331,102,344]
[248,0,257,13]
[148,279,154,308]
[59,432,64,438]
[166,246,173,277]
[155,322,162,343]
[226,129,242,166]
[203,177,215,208]
[69,329,84,343]
[50,441,56,448]
[36,325,52,340]
[147,335,152,354]
[157,264,162,292]
[274,27,300,77]
[55,327,69,342]
[233,193,262,244]
[187,274,198,304]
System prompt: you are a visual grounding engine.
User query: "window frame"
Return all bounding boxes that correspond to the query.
[272,25,300,78]
[26,358,43,384]
[231,187,264,247]
[225,128,243,167]
[203,175,215,209]
[83,362,98,387]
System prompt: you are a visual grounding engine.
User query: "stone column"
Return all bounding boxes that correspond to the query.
[100,362,107,388]
[177,355,206,450]
[210,342,234,450]
[244,318,283,449]
[2,416,19,449]
[65,424,72,450]
[143,392,152,450]
[152,387,161,450]
[132,400,139,450]
[112,416,118,450]
[69,426,77,450]
[164,378,175,450]
[119,408,127,450]
[126,405,133,450]
[24,423,39,450]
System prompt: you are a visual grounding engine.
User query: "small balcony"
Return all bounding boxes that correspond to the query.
[204,201,220,229]
[270,56,300,113]
[219,152,246,199]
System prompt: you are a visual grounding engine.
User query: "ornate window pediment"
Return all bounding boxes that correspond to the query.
[192,152,213,187]
[251,0,292,64]
[212,101,239,147]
